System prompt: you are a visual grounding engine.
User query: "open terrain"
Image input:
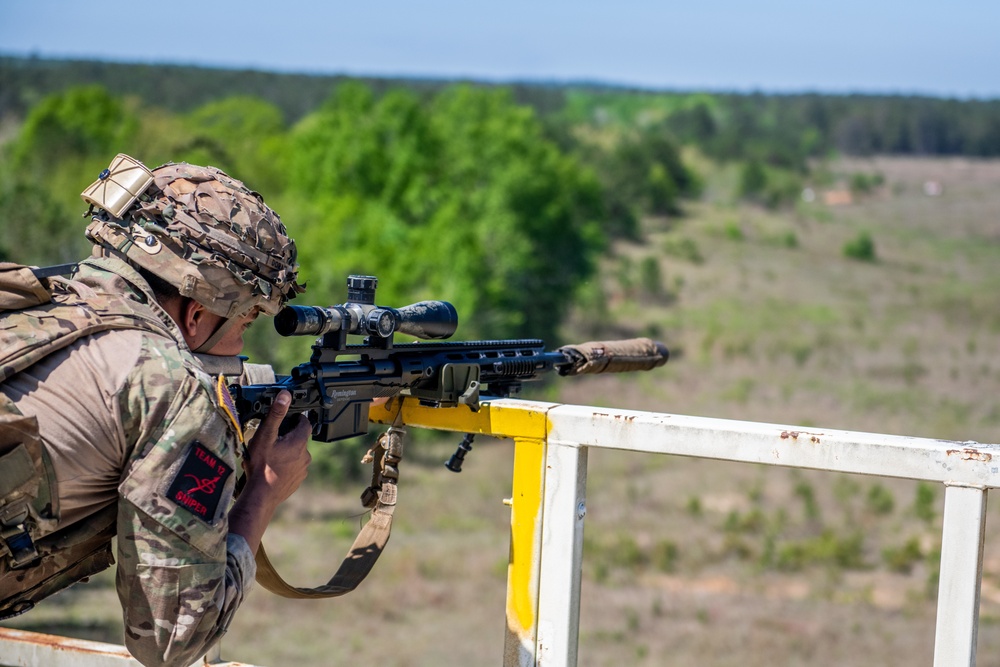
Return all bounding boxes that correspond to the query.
[5,156,1000,666]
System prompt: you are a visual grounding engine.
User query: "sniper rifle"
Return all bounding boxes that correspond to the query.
[229,275,669,452]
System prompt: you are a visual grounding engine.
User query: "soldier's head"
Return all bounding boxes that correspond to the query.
[82,154,304,354]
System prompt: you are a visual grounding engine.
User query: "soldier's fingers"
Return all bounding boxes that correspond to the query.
[255,390,292,442]
[278,414,312,446]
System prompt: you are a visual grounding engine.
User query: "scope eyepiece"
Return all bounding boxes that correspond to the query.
[274,304,343,337]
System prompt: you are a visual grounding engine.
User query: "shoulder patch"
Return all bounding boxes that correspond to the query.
[166,442,233,522]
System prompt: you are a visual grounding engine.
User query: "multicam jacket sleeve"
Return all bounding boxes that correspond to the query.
[115,334,255,667]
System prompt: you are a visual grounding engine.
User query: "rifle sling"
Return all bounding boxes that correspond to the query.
[252,426,403,599]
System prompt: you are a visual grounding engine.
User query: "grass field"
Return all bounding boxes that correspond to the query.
[5,156,1000,666]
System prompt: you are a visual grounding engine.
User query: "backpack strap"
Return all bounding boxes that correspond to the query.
[0,276,172,383]
[0,412,45,569]
[0,264,56,311]
[0,392,59,587]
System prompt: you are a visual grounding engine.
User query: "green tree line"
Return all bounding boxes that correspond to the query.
[0,81,699,368]
[4,56,999,165]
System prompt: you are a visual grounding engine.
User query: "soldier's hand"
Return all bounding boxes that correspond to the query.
[245,390,311,506]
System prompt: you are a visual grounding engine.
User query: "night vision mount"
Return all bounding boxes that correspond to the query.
[80,154,155,219]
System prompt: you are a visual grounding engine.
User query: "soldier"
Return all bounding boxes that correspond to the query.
[0,155,312,667]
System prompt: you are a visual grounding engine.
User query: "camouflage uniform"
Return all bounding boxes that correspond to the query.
[1,256,253,667]
[0,157,302,667]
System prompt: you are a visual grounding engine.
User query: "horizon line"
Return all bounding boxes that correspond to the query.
[2,51,998,102]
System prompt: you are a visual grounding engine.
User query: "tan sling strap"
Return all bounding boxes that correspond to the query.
[253,424,405,599]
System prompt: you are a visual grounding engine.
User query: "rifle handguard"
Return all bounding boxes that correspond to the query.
[557,338,669,375]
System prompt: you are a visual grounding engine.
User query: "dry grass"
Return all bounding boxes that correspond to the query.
[5,156,1000,666]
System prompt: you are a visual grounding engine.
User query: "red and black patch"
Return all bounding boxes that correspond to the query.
[166,442,232,522]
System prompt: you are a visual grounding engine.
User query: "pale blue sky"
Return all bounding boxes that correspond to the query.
[1,0,997,98]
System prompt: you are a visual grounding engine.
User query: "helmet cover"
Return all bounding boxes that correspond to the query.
[85,159,304,318]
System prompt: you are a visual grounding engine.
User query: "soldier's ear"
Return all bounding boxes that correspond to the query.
[179,300,200,338]
[158,295,225,350]
[174,299,214,347]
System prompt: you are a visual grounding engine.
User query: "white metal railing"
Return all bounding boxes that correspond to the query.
[370,398,998,667]
[2,397,996,666]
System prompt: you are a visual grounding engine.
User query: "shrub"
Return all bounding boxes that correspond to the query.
[843,231,877,261]
[615,256,635,296]
[723,221,745,241]
[914,482,937,523]
[662,236,705,264]
[883,537,923,573]
[849,171,885,195]
[739,159,768,199]
[794,480,821,521]
[724,508,766,534]
[775,530,866,571]
[639,256,663,296]
[866,483,895,515]
[653,540,679,572]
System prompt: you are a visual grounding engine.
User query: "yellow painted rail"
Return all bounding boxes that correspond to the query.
[371,397,559,665]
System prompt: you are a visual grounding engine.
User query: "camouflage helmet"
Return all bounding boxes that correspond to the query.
[83,155,303,318]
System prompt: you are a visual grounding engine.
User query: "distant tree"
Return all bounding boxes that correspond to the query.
[638,255,663,297]
[6,58,1000,161]
[1,85,139,264]
[184,96,289,192]
[0,181,84,264]
[429,85,604,339]
[664,99,717,144]
[588,126,699,231]
[646,162,679,216]
[10,85,138,176]
[738,159,768,200]
[284,83,604,344]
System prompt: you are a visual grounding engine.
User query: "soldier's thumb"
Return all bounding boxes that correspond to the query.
[257,390,291,442]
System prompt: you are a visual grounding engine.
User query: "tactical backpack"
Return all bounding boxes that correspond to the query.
[0,262,169,619]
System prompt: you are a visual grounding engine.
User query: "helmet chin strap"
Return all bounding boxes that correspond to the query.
[192,316,242,355]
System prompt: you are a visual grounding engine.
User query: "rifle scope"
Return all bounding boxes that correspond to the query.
[274,276,458,340]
